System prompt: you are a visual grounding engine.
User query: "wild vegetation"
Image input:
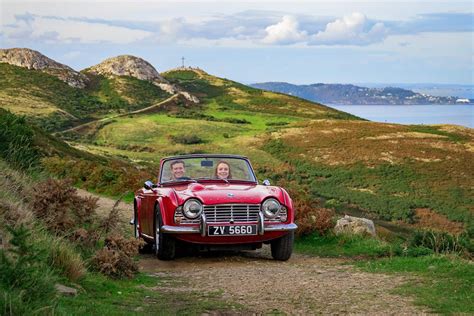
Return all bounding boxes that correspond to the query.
[0,64,472,313]
[0,111,145,313]
[0,64,171,131]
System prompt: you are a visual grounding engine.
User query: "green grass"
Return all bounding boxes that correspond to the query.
[409,125,470,142]
[0,64,99,117]
[162,70,199,81]
[56,272,243,315]
[296,233,398,258]
[263,138,474,228]
[0,64,171,131]
[356,255,474,313]
[84,74,171,110]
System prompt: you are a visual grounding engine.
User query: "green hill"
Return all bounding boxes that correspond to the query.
[1,61,473,237]
[0,63,172,131]
[53,68,473,236]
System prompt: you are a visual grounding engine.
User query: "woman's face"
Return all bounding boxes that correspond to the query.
[216,163,229,179]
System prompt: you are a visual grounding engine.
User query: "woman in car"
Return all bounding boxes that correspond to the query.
[214,160,232,179]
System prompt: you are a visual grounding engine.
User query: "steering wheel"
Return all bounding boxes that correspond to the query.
[176,176,192,180]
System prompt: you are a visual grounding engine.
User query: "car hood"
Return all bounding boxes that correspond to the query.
[171,182,284,205]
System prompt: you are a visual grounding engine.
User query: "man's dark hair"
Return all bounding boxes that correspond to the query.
[170,160,185,169]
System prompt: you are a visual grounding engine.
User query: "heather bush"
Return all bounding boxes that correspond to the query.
[32,178,98,234]
[91,234,142,279]
[295,203,335,237]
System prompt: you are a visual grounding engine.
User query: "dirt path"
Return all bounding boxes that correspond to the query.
[56,93,179,134]
[79,189,427,315]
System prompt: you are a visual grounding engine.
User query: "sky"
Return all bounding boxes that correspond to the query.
[1,0,473,85]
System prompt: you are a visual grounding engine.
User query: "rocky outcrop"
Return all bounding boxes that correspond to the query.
[334,215,376,237]
[86,55,166,83]
[86,55,199,103]
[0,48,88,88]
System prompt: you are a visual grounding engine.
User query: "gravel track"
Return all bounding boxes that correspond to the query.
[79,188,428,315]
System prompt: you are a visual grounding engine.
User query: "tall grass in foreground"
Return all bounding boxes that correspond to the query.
[0,109,39,170]
[0,225,58,315]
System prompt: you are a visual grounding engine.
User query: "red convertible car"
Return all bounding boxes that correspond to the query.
[133,154,297,260]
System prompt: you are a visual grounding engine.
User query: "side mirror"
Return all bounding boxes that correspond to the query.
[262,179,271,186]
[144,180,156,190]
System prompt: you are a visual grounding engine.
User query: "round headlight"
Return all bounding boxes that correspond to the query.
[183,199,203,219]
[262,198,281,219]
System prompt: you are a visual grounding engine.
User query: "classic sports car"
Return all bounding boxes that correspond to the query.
[133,154,297,260]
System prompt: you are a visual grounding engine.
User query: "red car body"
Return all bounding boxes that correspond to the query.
[133,154,297,260]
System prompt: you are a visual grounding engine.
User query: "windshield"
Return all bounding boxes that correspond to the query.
[160,157,256,183]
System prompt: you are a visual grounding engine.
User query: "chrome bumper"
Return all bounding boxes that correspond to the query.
[161,221,297,235]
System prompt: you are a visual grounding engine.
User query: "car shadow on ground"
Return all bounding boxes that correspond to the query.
[139,242,276,268]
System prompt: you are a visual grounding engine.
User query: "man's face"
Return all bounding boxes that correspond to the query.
[171,162,185,179]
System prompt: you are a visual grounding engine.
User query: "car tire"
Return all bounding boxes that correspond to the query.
[270,231,294,261]
[154,205,176,260]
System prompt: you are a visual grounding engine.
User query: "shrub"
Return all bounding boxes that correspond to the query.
[220,117,250,124]
[91,234,141,279]
[410,230,467,254]
[0,225,58,314]
[294,199,335,237]
[31,178,99,234]
[266,121,289,126]
[0,109,39,170]
[170,134,205,145]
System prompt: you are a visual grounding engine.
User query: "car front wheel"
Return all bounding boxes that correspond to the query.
[270,231,294,261]
[154,205,176,260]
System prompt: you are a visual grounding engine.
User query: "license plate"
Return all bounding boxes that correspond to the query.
[208,225,257,236]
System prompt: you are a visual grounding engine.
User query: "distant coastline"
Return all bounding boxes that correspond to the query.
[329,104,474,128]
[251,82,473,105]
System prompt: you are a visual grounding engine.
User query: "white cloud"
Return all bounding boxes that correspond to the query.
[2,15,153,44]
[310,12,388,45]
[262,15,307,45]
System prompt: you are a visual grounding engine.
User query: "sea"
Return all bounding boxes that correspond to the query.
[329,104,474,128]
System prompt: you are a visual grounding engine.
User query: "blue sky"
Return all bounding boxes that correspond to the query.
[1,0,473,85]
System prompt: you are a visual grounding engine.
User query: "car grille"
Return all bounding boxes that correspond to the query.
[204,204,260,223]
[174,204,286,224]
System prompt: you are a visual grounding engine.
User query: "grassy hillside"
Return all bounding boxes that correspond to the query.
[58,69,474,239]
[163,69,356,120]
[0,64,171,131]
[82,72,171,110]
[1,65,472,237]
[66,69,357,163]
[263,120,474,233]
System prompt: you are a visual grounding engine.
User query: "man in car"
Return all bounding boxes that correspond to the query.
[170,160,186,180]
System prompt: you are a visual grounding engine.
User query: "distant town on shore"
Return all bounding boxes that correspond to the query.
[251,82,472,105]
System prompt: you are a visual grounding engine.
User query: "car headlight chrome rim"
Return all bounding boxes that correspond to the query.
[262,198,281,219]
[183,199,203,219]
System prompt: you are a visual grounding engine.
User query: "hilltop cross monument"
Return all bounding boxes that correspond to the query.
[181,56,185,68]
